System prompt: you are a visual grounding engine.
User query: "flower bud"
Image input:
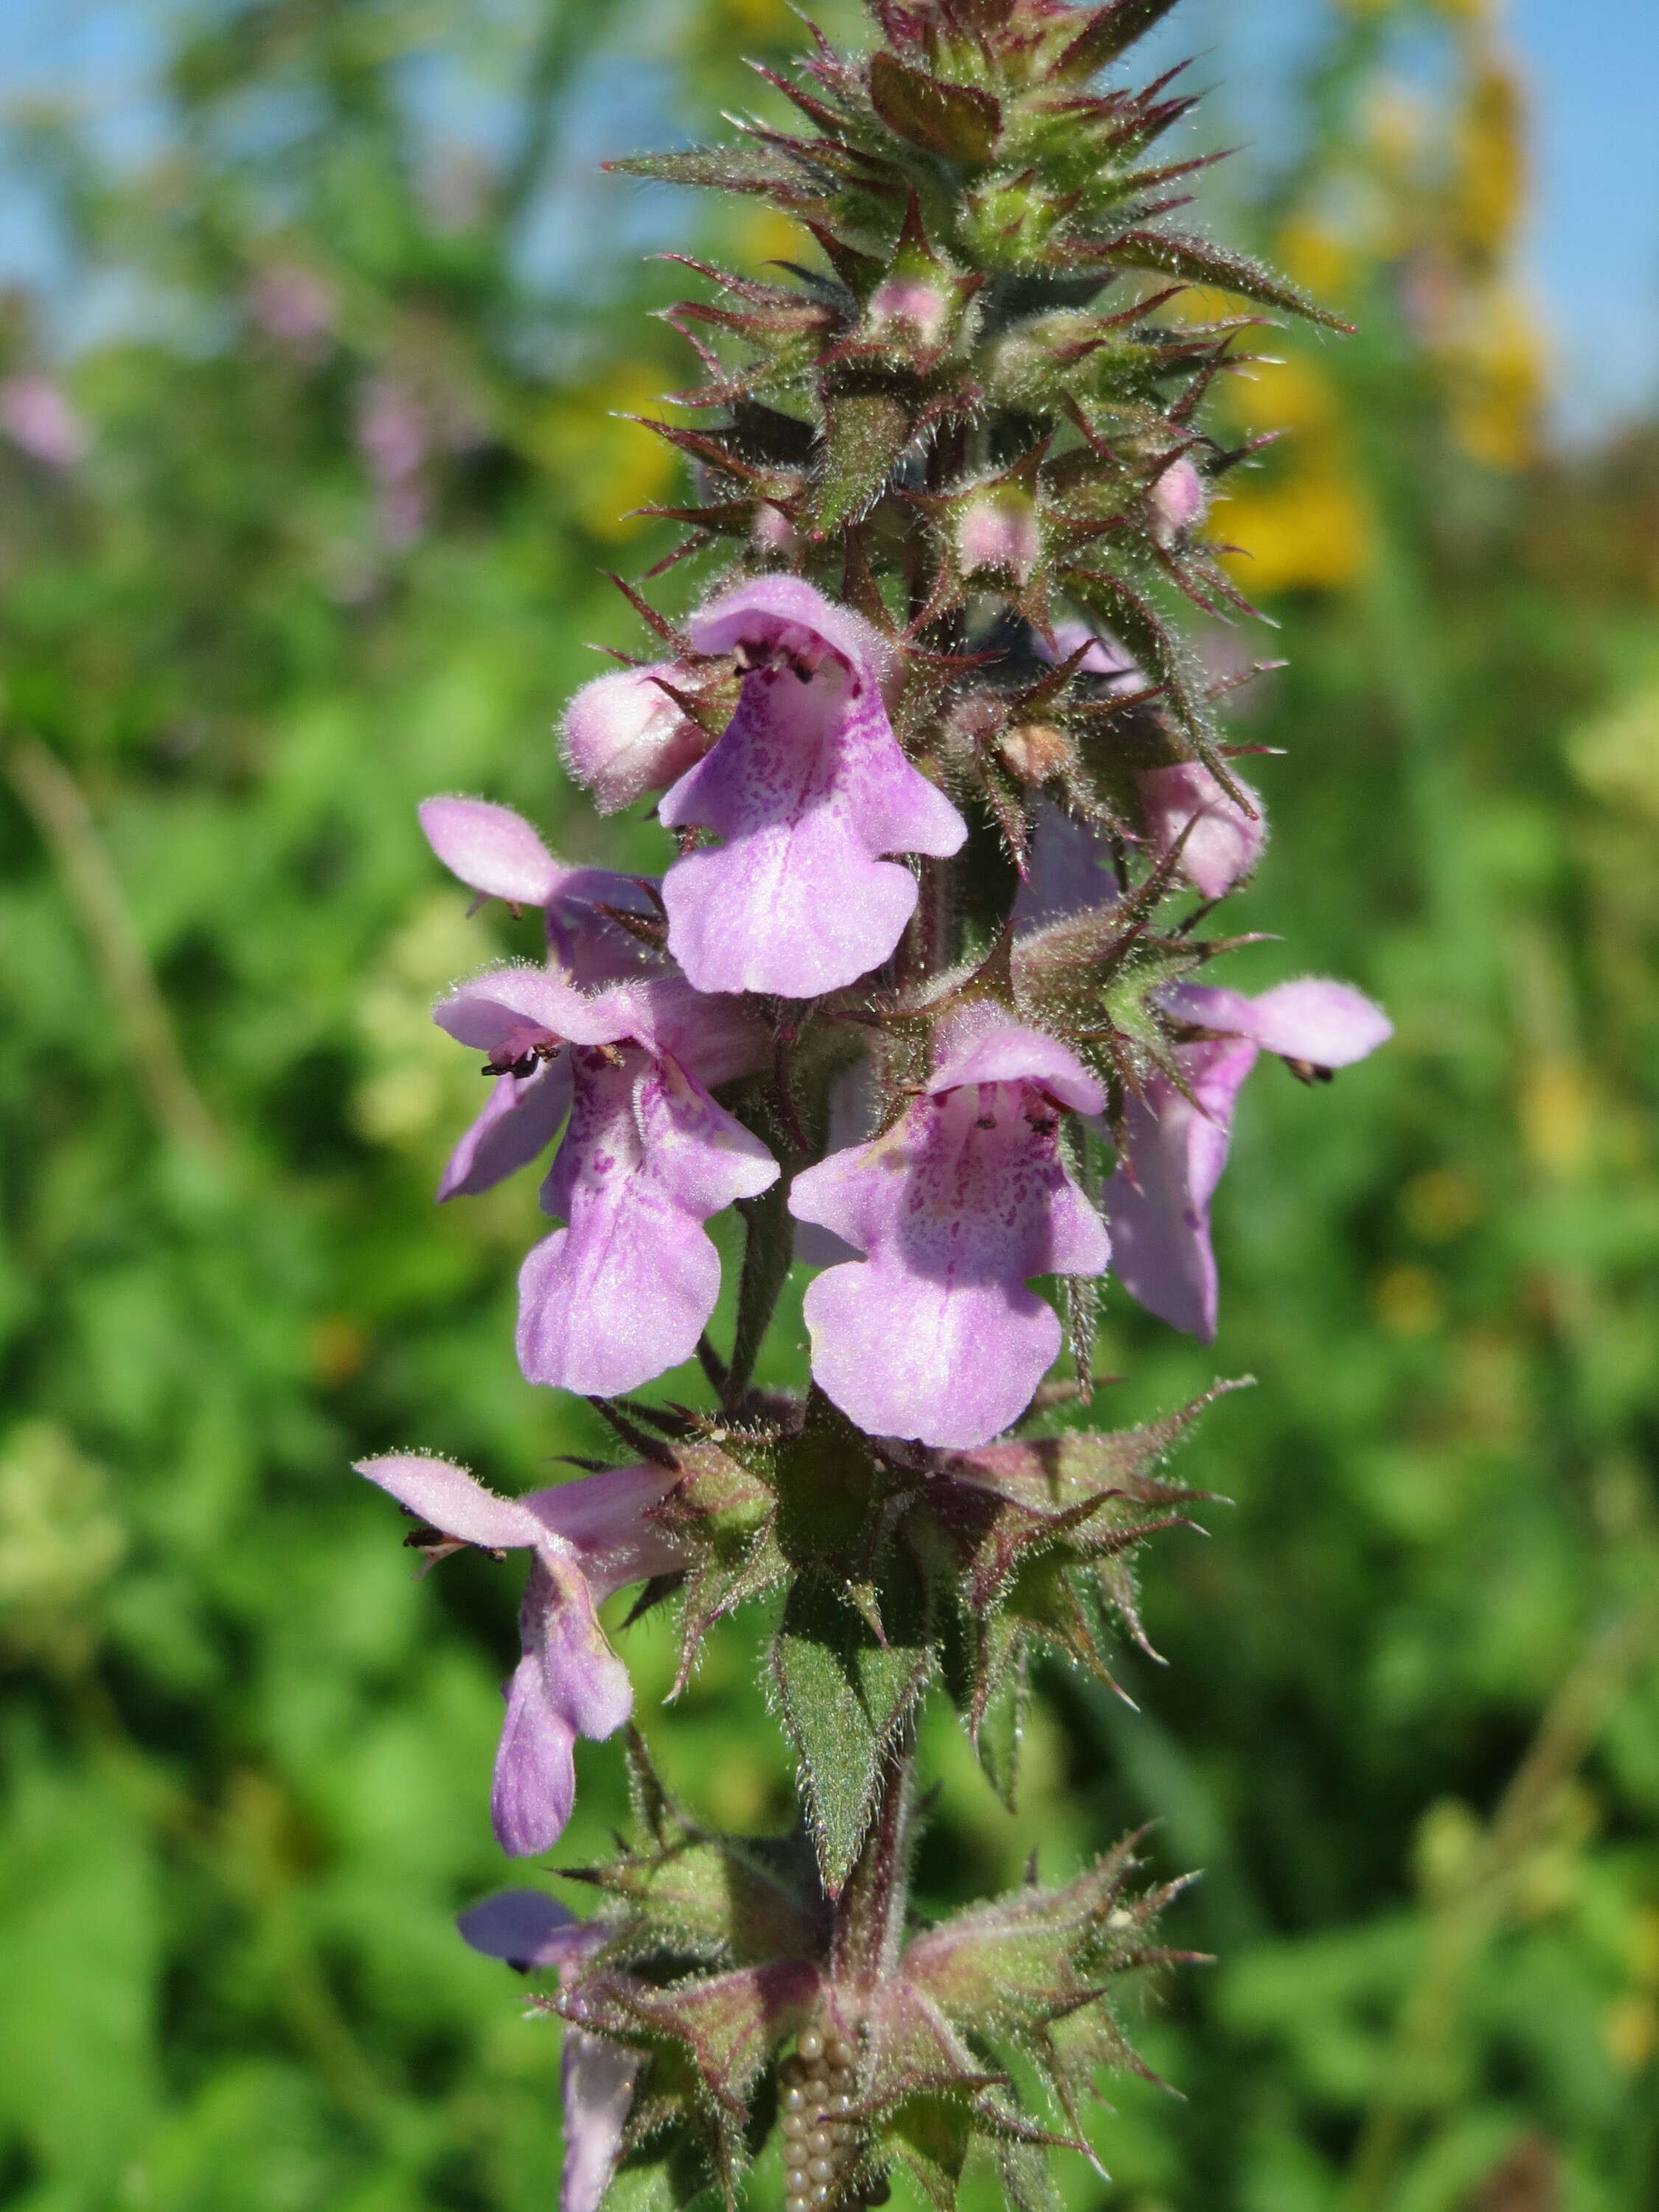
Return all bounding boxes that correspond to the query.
[1138,761,1265,900]
[867,274,951,349]
[957,488,1040,583]
[1148,454,1208,547]
[998,720,1072,785]
[562,664,709,815]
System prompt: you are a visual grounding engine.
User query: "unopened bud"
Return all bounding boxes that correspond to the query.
[998,721,1072,785]
[752,502,799,557]
[1147,454,1208,547]
[562,664,709,815]
[867,274,951,349]
[957,489,1040,583]
[1138,760,1265,899]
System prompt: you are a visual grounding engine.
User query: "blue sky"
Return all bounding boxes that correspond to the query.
[1,0,1655,442]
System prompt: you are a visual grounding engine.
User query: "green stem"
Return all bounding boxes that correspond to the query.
[725,1176,795,1410]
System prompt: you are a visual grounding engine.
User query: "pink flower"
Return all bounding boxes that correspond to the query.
[658,576,966,997]
[1138,761,1266,901]
[0,375,87,468]
[435,965,777,1394]
[357,1456,684,1854]
[563,665,709,815]
[459,1893,637,2212]
[247,265,338,359]
[1107,978,1392,1340]
[790,1012,1109,1448]
[419,795,667,1203]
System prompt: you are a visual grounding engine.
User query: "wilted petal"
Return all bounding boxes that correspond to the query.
[354,1453,547,1552]
[660,575,965,996]
[438,1057,571,1200]
[1138,762,1266,901]
[1105,1039,1258,1341]
[1173,977,1392,1067]
[794,1035,1109,1447]
[518,1045,777,1396]
[563,664,708,815]
[561,2031,641,2212]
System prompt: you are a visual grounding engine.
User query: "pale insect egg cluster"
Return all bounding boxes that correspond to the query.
[779,2027,874,2212]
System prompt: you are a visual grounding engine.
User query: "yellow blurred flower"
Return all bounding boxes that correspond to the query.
[1217,352,1374,594]
[1517,1060,1593,1178]
[532,364,679,543]
[1374,1262,1445,1337]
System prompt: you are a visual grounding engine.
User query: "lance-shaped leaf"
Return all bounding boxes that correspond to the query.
[771,1557,932,1895]
[1093,229,1354,333]
[869,54,1002,162]
[1046,0,1188,84]
[606,147,837,199]
[650,1439,787,1693]
[808,384,917,535]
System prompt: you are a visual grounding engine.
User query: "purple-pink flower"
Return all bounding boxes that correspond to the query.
[1107,978,1392,1340]
[420,796,667,1203]
[0,375,88,469]
[563,664,710,815]
[790,1012,1109,1448]
[435,964,776,1394]
[1138,761,1266,901]
[357,1456,684,1855]
[459,1891,636,2212]
[658,575,966,998]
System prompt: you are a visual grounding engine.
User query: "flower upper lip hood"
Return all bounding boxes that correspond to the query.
[657,574,967,1000]
[685,571,889,685]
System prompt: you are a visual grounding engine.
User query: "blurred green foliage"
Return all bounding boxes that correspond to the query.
[1,3,1657,2209]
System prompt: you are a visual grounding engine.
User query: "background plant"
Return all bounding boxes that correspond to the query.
[1,3,1657,2211]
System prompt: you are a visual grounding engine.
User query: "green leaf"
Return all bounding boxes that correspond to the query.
[770,1559,932,1893]
[869,55,1002,163]
[975,1646,1026,1811]
[568,1836,821,1968]
[877,2092,976,2210]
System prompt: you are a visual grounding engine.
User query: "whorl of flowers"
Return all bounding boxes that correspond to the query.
[352,6,1386,2207]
